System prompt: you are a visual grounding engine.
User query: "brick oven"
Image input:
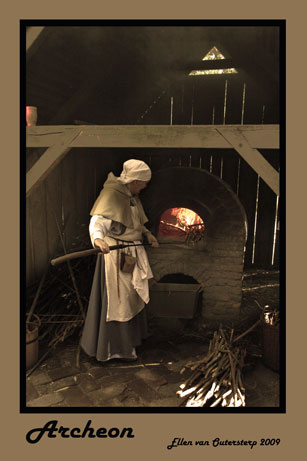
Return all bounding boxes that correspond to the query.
[142,167,248,324]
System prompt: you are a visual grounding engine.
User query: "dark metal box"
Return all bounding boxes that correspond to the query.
[148,283,201,319]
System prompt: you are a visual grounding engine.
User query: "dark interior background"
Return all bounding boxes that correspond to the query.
[26,24,280,126]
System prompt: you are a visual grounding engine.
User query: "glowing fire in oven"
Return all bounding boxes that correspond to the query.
[171,208,203,227]
[158,208,205,242]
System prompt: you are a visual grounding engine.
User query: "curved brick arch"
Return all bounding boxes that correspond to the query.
[151,261,205,285]
[142,166,247,241]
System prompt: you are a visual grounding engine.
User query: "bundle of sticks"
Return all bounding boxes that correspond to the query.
[177,328,247,407]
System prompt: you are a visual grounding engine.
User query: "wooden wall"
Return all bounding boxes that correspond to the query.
[26,148,120,285]
[26,144,279,286]
[127,73,280,271]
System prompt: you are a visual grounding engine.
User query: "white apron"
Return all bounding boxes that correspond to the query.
[103,201,153,322]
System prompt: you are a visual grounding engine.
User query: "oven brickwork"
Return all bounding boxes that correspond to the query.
[143,167,247,324]
[147,246,244,323]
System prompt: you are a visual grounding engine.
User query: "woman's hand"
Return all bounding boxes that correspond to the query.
[145,233,159,248]
[94,238,110,253]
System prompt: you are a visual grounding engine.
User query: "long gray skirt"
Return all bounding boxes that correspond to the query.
[80,254,148,362]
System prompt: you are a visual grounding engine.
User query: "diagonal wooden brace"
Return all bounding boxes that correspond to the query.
[26,128,82,196]
[26,27,45,52]
[216,127,279,195]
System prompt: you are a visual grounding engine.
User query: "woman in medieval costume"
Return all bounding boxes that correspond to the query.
[80,159,159,362]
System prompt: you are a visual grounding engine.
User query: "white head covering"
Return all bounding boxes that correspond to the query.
[118,159,152,184]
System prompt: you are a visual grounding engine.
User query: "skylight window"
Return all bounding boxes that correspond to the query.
[189,46,238,76]
[202,46,226,61]
[189,68,238,76]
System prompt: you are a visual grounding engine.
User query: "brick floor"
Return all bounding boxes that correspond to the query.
[76,373,101,393]
[58,386,93,407]
[27,391,65,407]
[87,383,128,406]
[25,319,281,409]
[134,367,168,387]
[26,381,39,401]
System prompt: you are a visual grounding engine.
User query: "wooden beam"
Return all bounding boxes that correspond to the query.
[216,127,279,195]
[26,27,45,52]
[26,27,53,64]
[27,124,279,149]
[26,128,81,196]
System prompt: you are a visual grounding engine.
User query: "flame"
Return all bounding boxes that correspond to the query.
[158,208,204,241]
[171,208,203,229]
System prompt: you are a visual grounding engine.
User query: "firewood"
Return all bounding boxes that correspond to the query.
[177,327,248,407]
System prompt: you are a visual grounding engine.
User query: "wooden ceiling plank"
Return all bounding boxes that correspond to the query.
[216,126,279,195]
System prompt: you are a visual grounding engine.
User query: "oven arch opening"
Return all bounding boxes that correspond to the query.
[148,272,203,321]
[158,272,199,284]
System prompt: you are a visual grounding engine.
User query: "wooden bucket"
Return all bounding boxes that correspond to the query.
[26,315,40,370]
